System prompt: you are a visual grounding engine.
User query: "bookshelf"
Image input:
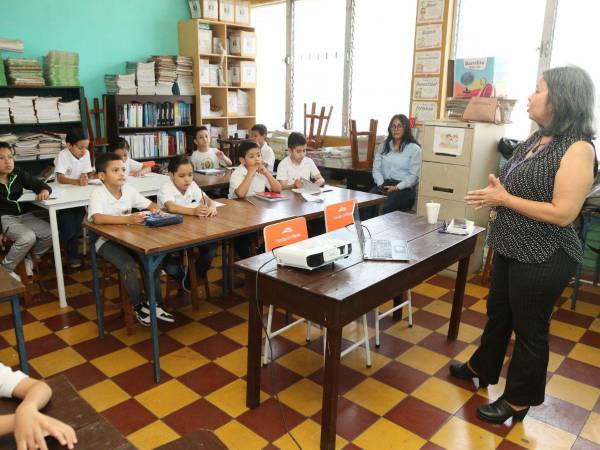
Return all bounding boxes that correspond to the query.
[104,94,196,160]
[178,19,257,144]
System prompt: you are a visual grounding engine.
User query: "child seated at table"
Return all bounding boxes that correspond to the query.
[250,124,275,172]
[158,155,217,290]
[277,132,325,190]
[88,153,174,326]
[229,140,281,199]
[0,142,52,281]
[190,126,232,171]
[112,138,150,177]
[54,128,94,269]
[0,362,77,449]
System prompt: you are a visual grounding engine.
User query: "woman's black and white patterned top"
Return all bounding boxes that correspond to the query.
[488,131,591,264]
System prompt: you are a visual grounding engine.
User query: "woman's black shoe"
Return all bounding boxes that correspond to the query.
[449,363,489,388]
[477,398,529,424]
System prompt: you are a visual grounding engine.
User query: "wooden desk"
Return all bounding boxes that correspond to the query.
[0,269,27,373]
[237,212,485,450]
[85,188,385,383]
[193,171,231,190]
[0,375,133,450]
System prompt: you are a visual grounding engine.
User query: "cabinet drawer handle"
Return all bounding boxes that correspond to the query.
[433,186,454,193]
[434,152,457,157]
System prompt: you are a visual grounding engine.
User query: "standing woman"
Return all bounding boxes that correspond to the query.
[370,114,421,213]
[454,66,597,424]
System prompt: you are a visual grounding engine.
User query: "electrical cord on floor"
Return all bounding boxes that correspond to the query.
[255,253,303,450]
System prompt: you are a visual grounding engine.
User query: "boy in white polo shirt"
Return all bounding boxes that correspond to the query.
[88,153,174,326]
[113,137,150,177]
[190,126,232,171]
[276,132,325,190]
[250,124,275,172]
[228,140,281,199]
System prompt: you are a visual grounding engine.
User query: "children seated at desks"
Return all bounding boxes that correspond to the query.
[89,153,174,326]
[54,128,93,268]
[0,142,52,281]
[250,124,275,172]
[0,362,77,449]
[113,138,150,177]
[276,132,325,189]
[158,155,217,290]
[190,126,232,170]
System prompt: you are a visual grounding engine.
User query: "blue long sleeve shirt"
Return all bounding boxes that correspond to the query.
[372,141,422,190]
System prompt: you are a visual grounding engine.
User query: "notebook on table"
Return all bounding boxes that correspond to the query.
[353,205,410,261]
[254,192,288,202]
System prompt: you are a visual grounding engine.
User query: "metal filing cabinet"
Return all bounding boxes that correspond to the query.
[417,120,505,275]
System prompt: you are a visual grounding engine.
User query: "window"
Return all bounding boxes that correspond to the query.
[293,0,346,135]
[352,0,417,134]
[253,2,287,131]
[455,0,546,139]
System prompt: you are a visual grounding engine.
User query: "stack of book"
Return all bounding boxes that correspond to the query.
[9,96,37,123]
[126,61,156,95]
[444,97,469,120]
[174,56,194,95]
[38,133,64,158]
[122,130,186,159]
[13,133,41,159]
[104,73,137,95]
[5,58,45,86]
[44,51,80,86]
[9,132,65,161]
[118,101,192,128]
[34,97,61,123]
[0,133,18,144]
[58,100,80,122]
[322,147,353,168]
[149,56,177,95]
[0,98,10,124]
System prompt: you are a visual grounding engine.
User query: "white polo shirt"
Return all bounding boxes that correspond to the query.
[124,157,144,177]
[88,183,151,250]
[54,148,93,179]
[0,363,27,398]
[190,148,226,170]
[157,178,205,209]
[228,164,270,199]
[260,142,275,172]
[276,156,321,183]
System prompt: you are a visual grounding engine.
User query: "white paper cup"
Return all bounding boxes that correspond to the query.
[426,202,441,224]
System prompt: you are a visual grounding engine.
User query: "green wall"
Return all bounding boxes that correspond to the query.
[1,0,190,101]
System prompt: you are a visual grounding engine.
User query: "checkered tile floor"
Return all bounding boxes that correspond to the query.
[1,253,600,450]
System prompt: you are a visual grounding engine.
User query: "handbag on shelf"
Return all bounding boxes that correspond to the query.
[462,85,502,124]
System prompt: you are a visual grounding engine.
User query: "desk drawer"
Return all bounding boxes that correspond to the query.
[422,123,474,166]
[417,195,466,221]
[419,162,469,201]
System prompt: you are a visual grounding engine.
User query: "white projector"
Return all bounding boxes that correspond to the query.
[273,236,352,270]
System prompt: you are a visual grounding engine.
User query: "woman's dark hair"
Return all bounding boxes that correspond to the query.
[168,154,193,173]
[238,140,259,158]
[65,128,88,145]
[113,137,130,151]
[288,132,307,149]
[95,152,122,173]
[251,124,267,136]
[383,114,418,154]
[541,66,596,139]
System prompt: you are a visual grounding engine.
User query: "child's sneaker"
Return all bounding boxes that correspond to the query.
[134,304,151,327]
[24,255,33,277]
[8,271,22,283]
[140,302,175,323]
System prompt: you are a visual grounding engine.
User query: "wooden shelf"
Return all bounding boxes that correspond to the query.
[118,125,194,132]
[228,116,256,119]
[201,86,228,89]
[111,95,195,104]
[195,19,254,31]
[227,55,255,60]
[136,154,185,161]
[0,121,81,127]
[201,116,228,121]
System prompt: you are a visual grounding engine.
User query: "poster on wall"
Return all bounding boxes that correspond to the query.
[413,77,440,100]
[432,126,466,156]
[414,51,441,75]
[415,24,443,50]
[411,101,438,122]
[417,0,445,23]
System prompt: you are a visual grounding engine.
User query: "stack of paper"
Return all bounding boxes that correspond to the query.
[13,133,41,159]
[58,100,80,122]
[322,147,353,168]
[37,134,64,157]
[174,56,194,95]
[0,98,10,124]
[104,73,137,95]
[0,133,18,144]
[34,97,61,123]
[149,56,176,95]
[0,39,24,53]
[0,57,7,86]
[44,51,80,86]
[9,96,37,123]
[126,61,156,95]
[5,58,44,86]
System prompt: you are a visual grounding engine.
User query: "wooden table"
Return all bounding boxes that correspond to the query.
[237,212,485,450]
[193,170,232,190]
[0,269,28,373]
[84,187,385,383]
[0,375,133,450]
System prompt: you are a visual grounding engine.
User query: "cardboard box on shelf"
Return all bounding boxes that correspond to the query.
[198,28,213,54]
[227,90,238,115]
[212,37,225,54]
[228,31,256,57]
[219,0,235,22]
[199,59,210,85]
[229,63,240,86]
[235,1,251,25]
[239,61,256,87]
[201,0,218,20]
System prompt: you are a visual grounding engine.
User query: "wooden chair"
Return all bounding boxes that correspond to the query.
[84,97,109,161]
[99,259,135,335]
[164,248,211,310]
[1,244,45,307]
[349,118,378,170]
[304,102,333,149]
[0,269,28,373]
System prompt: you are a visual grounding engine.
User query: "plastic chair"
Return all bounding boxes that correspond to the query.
[570,210,600,309]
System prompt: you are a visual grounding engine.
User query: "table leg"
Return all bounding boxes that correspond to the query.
[448,255,470,340]
[88,231,104,339]
[188,250,200,310]
[246,274,262,408]
[49,207,67,308]
[222,240,229,297]
[321,326,342,450]
[142,254,166,383]
[392,291,409,321]
[10,295,28,374]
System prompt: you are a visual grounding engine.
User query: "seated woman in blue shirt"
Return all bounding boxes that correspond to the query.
[370,114,421,213]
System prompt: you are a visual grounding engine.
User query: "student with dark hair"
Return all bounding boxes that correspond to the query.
[113,138,150,177]
[276,131,324,190]
[228,140,281,199]
[54,128,94,268]
[89,153,173,326]
[0,142,52,281]
[250,124,275,171]
[158,154,217,290]
[190,126,232,170]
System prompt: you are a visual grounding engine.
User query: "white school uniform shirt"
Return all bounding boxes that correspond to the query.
[260,142,275,172]
[190,148,225,170]
[0,363,27,398]
[228,164,270,199]
[157,178,205,209]
[88,183,151,250]
[276,156,321,183]
[54,148,93,179]
[124,157,144,177]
